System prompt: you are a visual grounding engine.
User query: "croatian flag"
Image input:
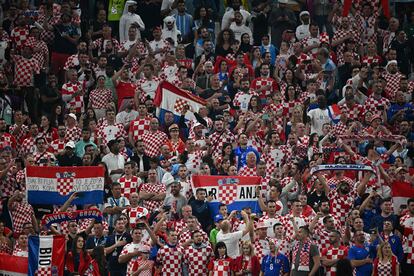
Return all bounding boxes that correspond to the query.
[28,235,65,276]
[192,175,262,216]
[26,166,104,205]
[392,178,414,211]
[154,81,207,123]
[0,254,28,275]
[328,104,341,124]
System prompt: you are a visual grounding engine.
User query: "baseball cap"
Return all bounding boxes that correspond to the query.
[256,222,268,229]
[68,113,77,120]
[65,141,75,149]
[214,214,224,223]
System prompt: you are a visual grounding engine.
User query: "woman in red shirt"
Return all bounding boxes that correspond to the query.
[207,241,234,276]
[233,241,261,276]
[65,235,92,275]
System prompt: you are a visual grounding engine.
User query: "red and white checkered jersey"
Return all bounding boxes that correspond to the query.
[135,76,162,102]
[16,169,26,190]
[61,81,85,114]
[118,175,142,199]
[65,126,81,143]
[258,214,284,238]
[329,188,357,226]
[332,27,361,60]
[301,36,321,55]
[148,39,170,61]
[12,246,27,257]
[254,238,270,263]
[327,175,355,190]
[9,124,28,147]
[361,55,382,67]
[382,72,403,101]
[210,130,236,154]
[400,214,414,264]
[142,130,168,157]
[129,117,151,142]
[12,55,40,87]
[11,201,34,234]
[274,237,292,256]
[0,133,17,150]
[332,122,348,137]
[238,166,257,177]
[33,151,55,166]
[120,241,150,275]
[174,219,203,235]
[340,103,363,121]
[207,257,233,275]
[282,214,309,240]
[321,245,349,276]
[0,168,19,198]
[184,244,212,276]
[264,102,285,126]
[313,228,331,252]
[122,206,148,229]
[140,182,166,213]
[97,122,127,145]
[363,96,390,117]
[91,38,120,56]
[63,54,80,70]
[233,90,259,111]
[157,244,185,275]
[178,229,209,247]
[355,11,378,45]
[24,37,48,68]
[11,26,29,50]
[20,136,36,156]
[50,138,67,154]
[250,77,278,99]
[89,88,113,109]
[185,150,205,175]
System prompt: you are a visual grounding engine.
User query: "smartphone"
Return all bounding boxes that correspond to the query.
[136,222,146,229]
[377,105,384,111]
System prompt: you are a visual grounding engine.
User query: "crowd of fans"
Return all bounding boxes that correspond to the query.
[0,0,414,275]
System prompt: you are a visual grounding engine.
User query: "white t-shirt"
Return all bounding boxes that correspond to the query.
[216,230,244,258]
[307,108,331,136]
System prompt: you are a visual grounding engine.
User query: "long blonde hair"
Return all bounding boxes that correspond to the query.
[377,242,392,261]
[240,240,255,257]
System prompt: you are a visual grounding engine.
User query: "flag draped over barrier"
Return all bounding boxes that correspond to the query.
[26,166,105,205]
[192,175,262,216]
[28,235,66,276]
[0,254,28,275]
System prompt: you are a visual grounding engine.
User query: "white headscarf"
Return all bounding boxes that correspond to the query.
[123,0,137,15]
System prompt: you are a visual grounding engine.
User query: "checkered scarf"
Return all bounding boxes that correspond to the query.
[41,209,103,228]
[310,164,375,175]
[292,239,313,272]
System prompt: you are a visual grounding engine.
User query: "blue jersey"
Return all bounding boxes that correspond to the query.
[348,244,373,276]
[261,253,290,276]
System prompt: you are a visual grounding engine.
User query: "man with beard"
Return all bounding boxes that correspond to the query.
[233,78,259,112]
[105,218,132,276]
[383,60,404,101]
[157,230,185,275]
[210,117,236,154]
[269,0,296,48]
[329,173,370,227]
[135,64,162,104]
[348,230,374,276]
[291,226,320,276]
[102,139,125,181]
[307,95,332,136]
[363,80,391,117]
[7,190,37,235]
[251,63,278,102]
[183,230,212,275]
[338,87,364,122]
[97,109,127,147]
[320,230,349,276]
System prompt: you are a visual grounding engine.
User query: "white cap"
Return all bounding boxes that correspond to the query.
[300,11,310,17]
[65,141,75,149]
[68,113,77,120]
[279,0,288,4]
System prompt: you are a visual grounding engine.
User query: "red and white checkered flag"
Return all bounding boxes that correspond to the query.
[56,172,75,196]
[36,266,51,276]
[174,98,189,114]
[218,180,238,205]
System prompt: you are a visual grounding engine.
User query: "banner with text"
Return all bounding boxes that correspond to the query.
[26,166,105,205]
[192,175,262,216]
[28,235,65,276]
